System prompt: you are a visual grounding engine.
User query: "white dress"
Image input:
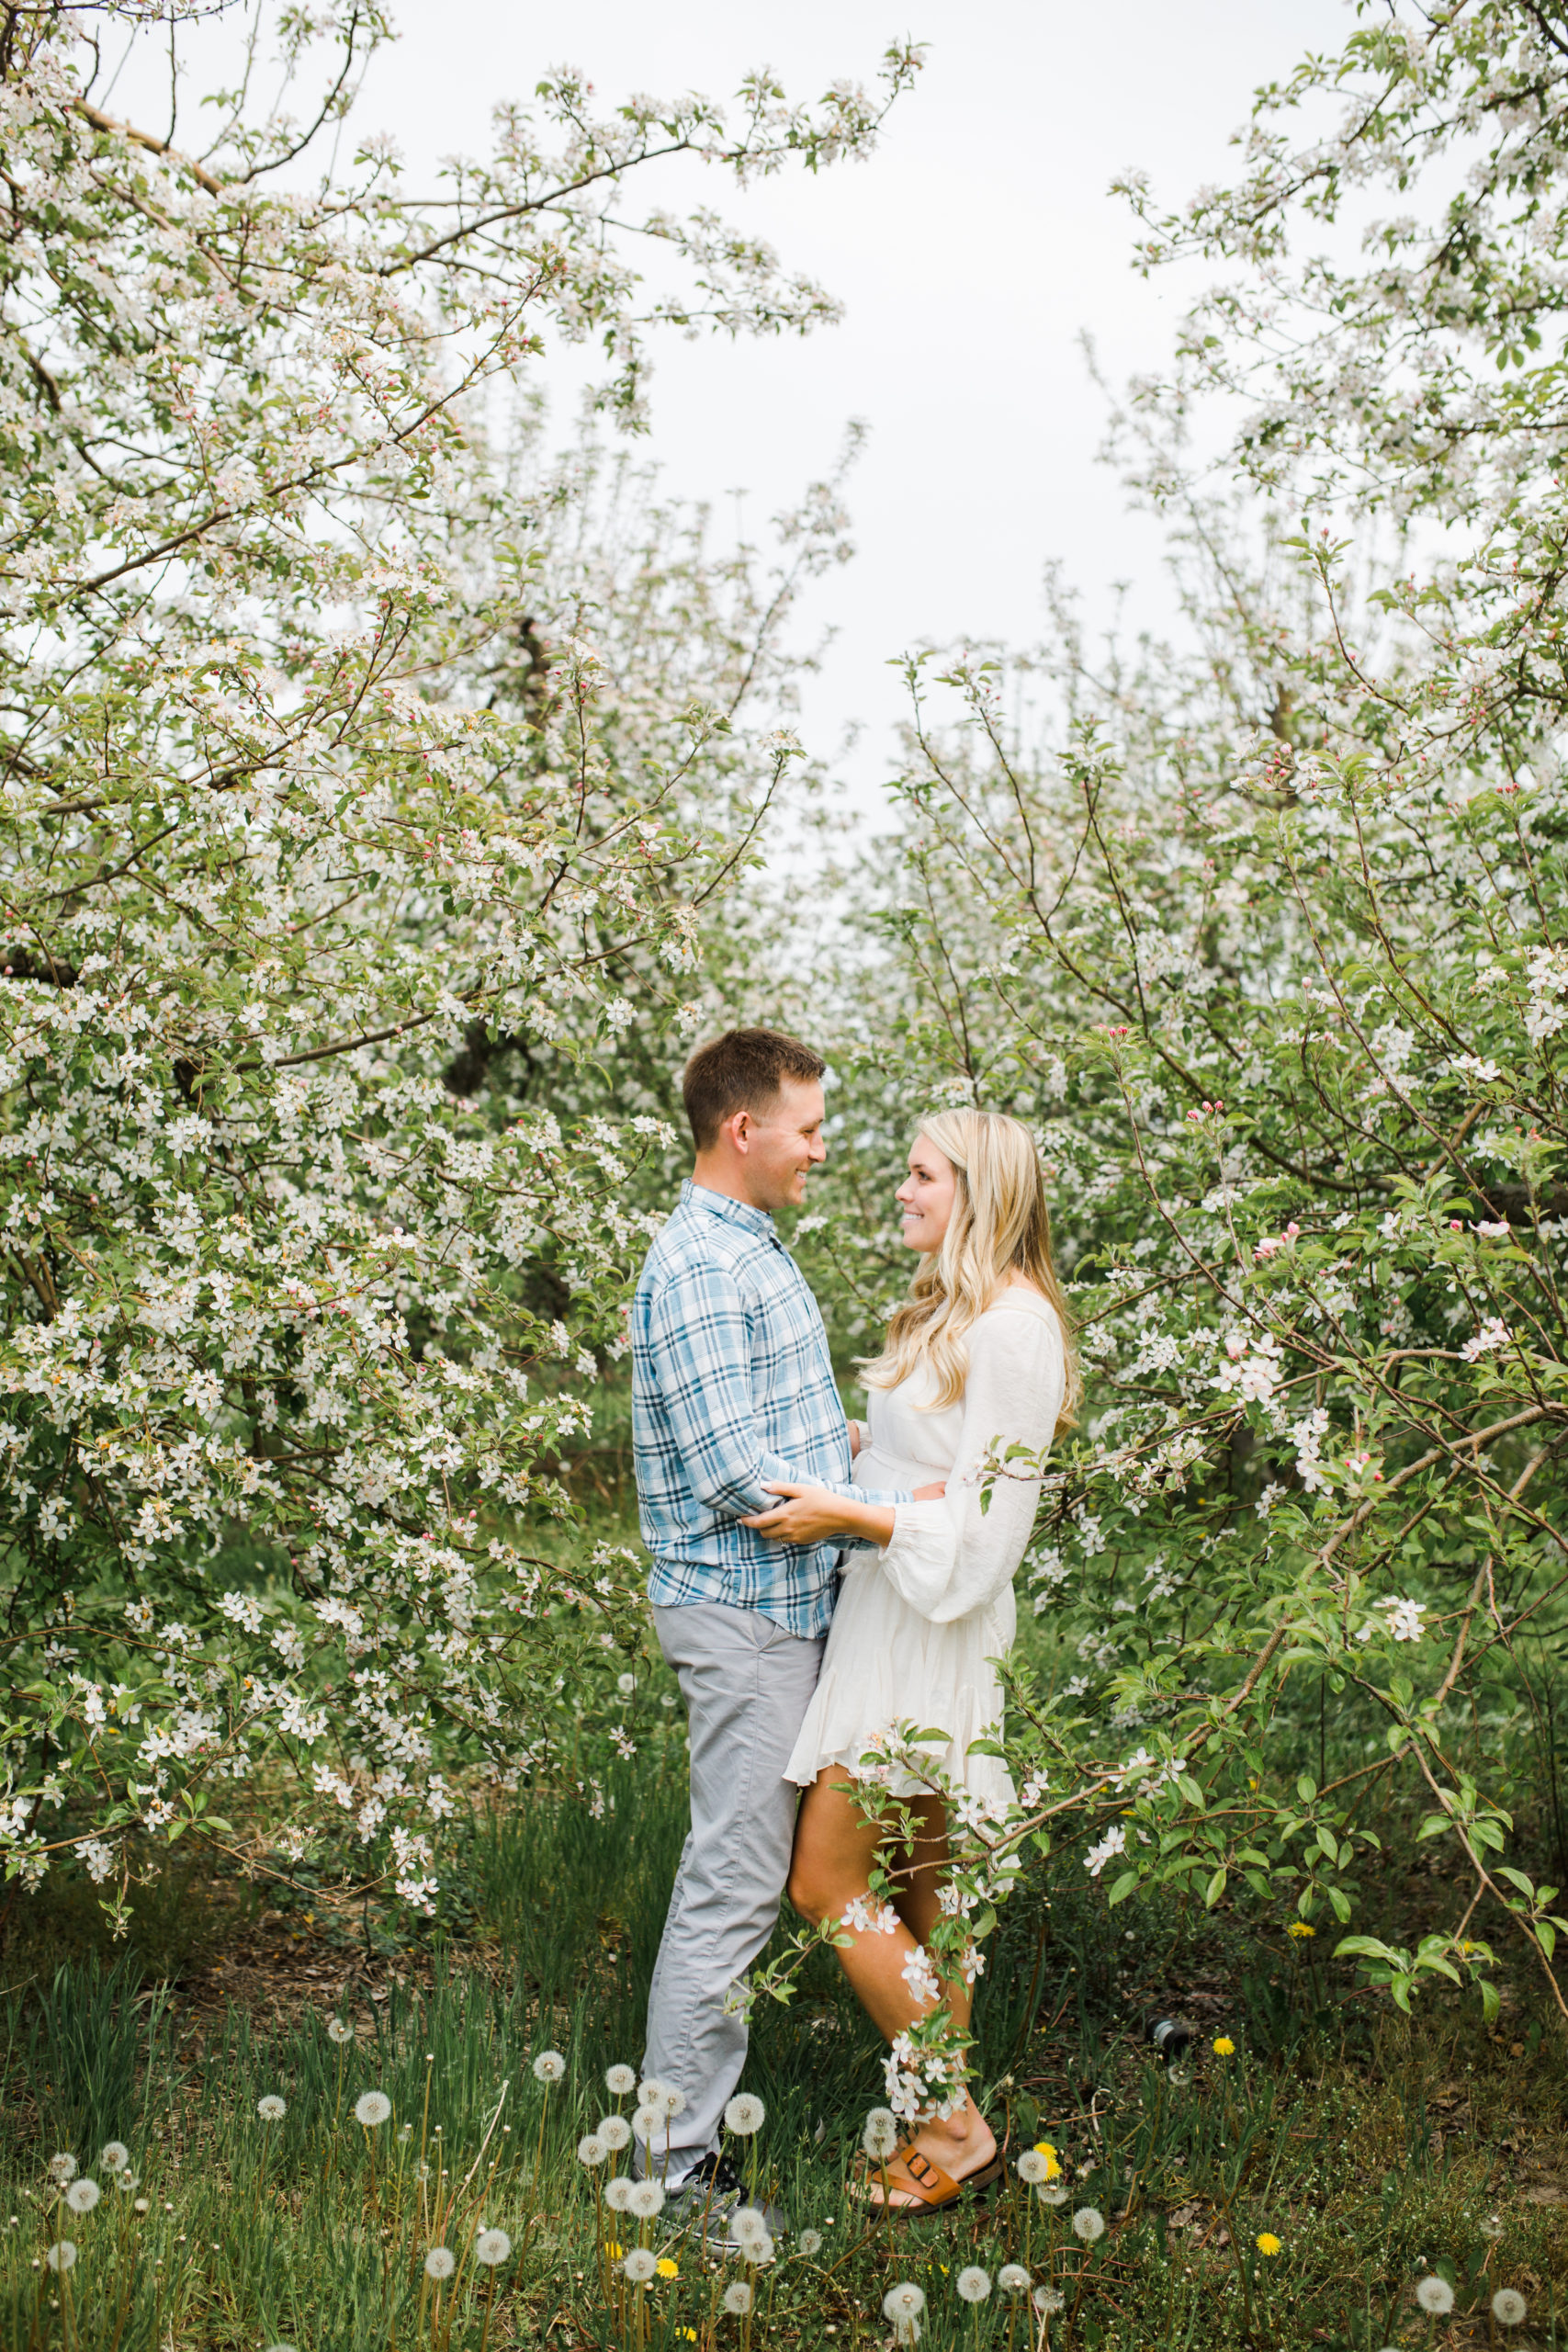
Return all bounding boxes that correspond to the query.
[784,1289,1066,1810]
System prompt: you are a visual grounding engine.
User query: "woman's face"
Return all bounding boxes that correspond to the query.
[895,1134,958,1253]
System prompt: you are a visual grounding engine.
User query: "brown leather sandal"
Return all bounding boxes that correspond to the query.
[862,2139,1005,2219]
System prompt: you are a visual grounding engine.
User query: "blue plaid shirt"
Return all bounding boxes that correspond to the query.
[632,1181,908,1636]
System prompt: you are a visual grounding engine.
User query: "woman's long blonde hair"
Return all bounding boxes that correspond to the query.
[860,1108,1079,1430]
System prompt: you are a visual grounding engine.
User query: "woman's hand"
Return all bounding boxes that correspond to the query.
[742,1480,948,1546]
[741,1483,854,1545]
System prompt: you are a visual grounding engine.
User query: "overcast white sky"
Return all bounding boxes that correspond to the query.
[355,0,1348,778]
[129,0,1349,779]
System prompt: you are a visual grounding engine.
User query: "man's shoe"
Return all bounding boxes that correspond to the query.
[663,2152,786,2250]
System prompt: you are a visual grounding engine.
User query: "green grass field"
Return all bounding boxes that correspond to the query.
[3,1735,1565,2352]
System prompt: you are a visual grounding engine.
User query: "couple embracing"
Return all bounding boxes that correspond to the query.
[630,1028,1077,2233]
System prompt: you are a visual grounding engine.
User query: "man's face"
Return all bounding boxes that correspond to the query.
[738,1077,828,1213]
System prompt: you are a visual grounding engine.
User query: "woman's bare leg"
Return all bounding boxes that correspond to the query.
[787,1768,994,2202]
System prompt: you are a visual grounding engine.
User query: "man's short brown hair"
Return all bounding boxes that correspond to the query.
[682,1027,827,1151]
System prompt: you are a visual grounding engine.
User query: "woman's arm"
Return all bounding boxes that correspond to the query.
[740,1477,946,1547]
[875,1309,1065,1623]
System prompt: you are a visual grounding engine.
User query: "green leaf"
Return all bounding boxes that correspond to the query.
[1297,1773,1318,1804]
[1334,1935,1404,1964]
[1327,1884,1352,1922]
[1203,1867,1227,1910]
[1107,1871,1140,1907]
[1479,1981,1501,2025]
[1496,1866,1535,1898]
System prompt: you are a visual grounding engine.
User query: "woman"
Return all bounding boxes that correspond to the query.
[741,1108,1077,2215]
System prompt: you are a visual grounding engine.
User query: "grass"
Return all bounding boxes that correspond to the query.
[2,1736,1566,2352]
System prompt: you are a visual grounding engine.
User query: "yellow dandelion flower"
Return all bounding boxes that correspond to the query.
[1213,2036,1236,2056]
[1035,2140,1063,2179]
[676,2334,698,2344]
[606,2242,624,2261]
[1256,2233,1281,2257]
[656,2257,679,2279]
[1286,1921,1314,1939]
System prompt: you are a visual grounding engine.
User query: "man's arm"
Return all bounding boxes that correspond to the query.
[643,1257,797,1520]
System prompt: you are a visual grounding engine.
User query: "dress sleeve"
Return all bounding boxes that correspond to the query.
[874,1307,1065,1623]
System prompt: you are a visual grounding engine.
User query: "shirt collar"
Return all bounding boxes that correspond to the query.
[682,1178,778,1241]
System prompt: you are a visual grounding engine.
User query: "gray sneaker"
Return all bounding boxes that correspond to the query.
[663,2153,786,2251]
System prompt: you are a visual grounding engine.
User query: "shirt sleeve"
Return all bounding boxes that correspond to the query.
[642,1257,798,1518]
[874,1307,1065,1623]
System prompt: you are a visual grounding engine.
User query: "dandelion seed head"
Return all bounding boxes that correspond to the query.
[474,2228,512,2267]
[862,2107,898,2159]
[532,2051,566,2085]
[998,2264,1031,2293]
[1072,2205,1106,2242]
[47,2156,76,2186]
[100,2143,129,2174]
[657,2082,687,2119]
[1038,2182,1069,2207]
[423,2246,457,2280]
[117,2174,140,2196]
[326,2018,355,2045]
[957,2266,991,2301]
[45,2242,77,2272]
[632,2105,661,2142]
[605,2064,637,2096]
[1480,2213,1505,2238]
[797,2228,823,2256]
[1033,2286,1065,2314]
[1416,2277,1454,2315]
[1016,2150,1048,2182]
[1492,2289,1528,2325]
[637,2075,667,2105]
[604,2176,634,2212]
[724,2093,764,2135]
[627,2180,665,2220]
[722,2281,752,2315]
[133,2199,148,2213]
[576,2134,607,2167]
[597,2115,631,2152]
[257,2095,287,2122]
[64,2179,99,2215]
[354,2091,391,2128]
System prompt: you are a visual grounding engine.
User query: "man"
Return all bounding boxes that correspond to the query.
[631,1026,908,2233]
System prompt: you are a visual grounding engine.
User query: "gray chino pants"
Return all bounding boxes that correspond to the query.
[638,1600,825,2183]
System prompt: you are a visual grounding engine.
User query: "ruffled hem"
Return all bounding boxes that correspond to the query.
[784,1657,1015,1807]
